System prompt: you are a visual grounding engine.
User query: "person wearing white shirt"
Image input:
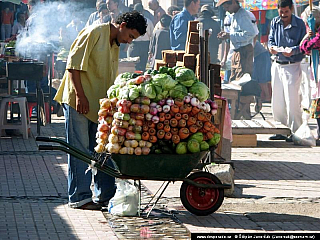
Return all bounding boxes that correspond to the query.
[217,0,256,81]
[127,3,154,71]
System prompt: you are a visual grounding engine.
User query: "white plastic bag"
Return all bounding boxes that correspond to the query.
[108,180,139,216]
[293,111,316,146]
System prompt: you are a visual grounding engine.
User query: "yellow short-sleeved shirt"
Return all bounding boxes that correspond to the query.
[54,23,119,123]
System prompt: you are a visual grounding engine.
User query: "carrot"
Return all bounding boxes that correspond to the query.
[187,117,197,127]
[206,131,213,140]
[171,127,179,135]
[165,113,172,120]
[164,132,172,140]
[186,104,192,114]
[157,130,165,139]
[172,134,180,144]
[149,135,158,143]
[204,121,212,132]
[159,112,165,122]
[148,122,156,128]
[178,119,186,128]
[163,119,170,125]
[164,125,171,132]
[180,104,188,114]
[170,118,178,128]
[157,123,164,130]
[170,104,179,113]
[174,98,184,107]
[148,127,156,136]
[179,128,190,140]
[189,125,198,133]
[142,124,149,132]
[182,113,189,121]
[142,132,150,141]
[191,106,200,116]
[175,113,182,120]
[197,111,206,121]
[196,120,203,129]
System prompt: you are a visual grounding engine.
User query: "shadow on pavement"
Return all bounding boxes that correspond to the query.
[177,211,319,231]
[233,160,320,181]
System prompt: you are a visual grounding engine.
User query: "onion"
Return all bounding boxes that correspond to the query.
[150,102,157,108]
[152,115,160,124]
[145,113,153,121]
[158,99,166,106]
[199,102,207,111]
[211,109,218,115]
[191,97,200,107]
[183,95,191,103]
[156,105,162,112]
[150,107,158,115]
[205,103,211,112]
[162,105,170,113]
[166,99,174,106]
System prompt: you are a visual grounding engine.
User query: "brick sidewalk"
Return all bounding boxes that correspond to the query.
[0,104,319,239]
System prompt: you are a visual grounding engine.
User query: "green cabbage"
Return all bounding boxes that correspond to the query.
[107,84,119,98]
[189,82,210,102]
[175,68,196,87]
[169,84,188,99]
[141,82,156,99]
[128,86,140,100]
[152,73,177,90]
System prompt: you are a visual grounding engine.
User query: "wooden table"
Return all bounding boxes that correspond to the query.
[221,83,241,119]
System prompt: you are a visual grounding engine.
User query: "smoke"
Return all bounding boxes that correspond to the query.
[15,1,94,60]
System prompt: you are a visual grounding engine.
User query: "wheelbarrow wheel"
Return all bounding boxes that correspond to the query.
[180,172,224,216]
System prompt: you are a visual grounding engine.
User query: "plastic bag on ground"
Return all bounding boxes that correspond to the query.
[292,111,316,147]
[108,180,139,216]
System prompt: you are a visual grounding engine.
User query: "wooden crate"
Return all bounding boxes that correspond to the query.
[232,134,257,147]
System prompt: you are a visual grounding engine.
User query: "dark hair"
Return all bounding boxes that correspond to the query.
[277,0,293,9]
[116,11,147,36]
[98,3,107,13]
[185,0,198,8]
[133,3,144,13]
[167,5,181,16]
[160,14,171,28]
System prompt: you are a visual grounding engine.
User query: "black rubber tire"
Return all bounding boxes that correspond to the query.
[180,172,224,216]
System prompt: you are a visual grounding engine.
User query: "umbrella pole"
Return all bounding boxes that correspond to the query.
[309,0,312,11]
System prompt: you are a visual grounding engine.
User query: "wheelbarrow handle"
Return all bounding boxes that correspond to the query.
[39,145,55,151]
[36,136,52,142]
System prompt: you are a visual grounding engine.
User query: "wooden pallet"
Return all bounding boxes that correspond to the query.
[232,120,291,136]
[232,120,291,147]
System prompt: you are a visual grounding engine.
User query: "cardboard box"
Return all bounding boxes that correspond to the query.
[188,21,199,33]
[154,59,166,70]
[189,32,199,44]
[162,50,176,63]
[183,54,196,69]
[167,62,176,68]
[175,50,185,62]
[186,43,199,55]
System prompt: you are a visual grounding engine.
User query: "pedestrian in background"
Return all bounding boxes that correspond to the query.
[217,0,256,81]
[1,6,14,40]
[149,14,171,68]
[268,0,306,141]
[127,3,154,72]
[300,5,320,142]
[196,4,221,64]
[170,0,200,51]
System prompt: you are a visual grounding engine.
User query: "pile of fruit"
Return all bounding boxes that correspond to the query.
[95,67,221,155]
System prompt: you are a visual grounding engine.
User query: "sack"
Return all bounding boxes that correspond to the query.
[108,180,139,216]
[293,112,316,146]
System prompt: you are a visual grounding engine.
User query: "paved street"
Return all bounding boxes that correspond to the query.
[0,104,319,239]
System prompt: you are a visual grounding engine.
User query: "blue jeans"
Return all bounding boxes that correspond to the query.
[63,104,116,208]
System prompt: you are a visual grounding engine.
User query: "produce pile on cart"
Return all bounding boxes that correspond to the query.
[95,66,221,156]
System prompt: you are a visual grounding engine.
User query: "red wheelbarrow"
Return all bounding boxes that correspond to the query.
[36,136,231,216]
